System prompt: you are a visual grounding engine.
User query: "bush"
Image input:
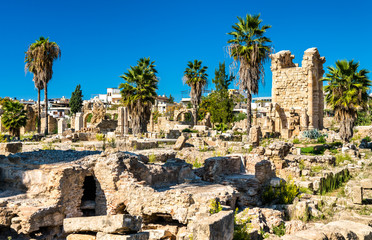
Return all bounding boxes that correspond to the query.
[215,123,228,132]
[272,222,286,237]
[96,134,104,141]
[233,208,252,240]
[262,180,299,204]
[209,199,222,214]
[148,153,156,163]
[292,138,300,144]
[363,136,372,142]
[301,146,325,155]
[302,129,321,139]
[192,158,203,168]
[317,135,326,144]
[335,153,352,166]
[182,128,198,133]
[233,112,247,122]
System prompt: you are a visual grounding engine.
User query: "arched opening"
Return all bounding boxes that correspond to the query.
[84,113,93,127]
[81,176,96,216]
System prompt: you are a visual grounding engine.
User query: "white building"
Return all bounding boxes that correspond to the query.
[98,88,121,104]
[154,95,173,114]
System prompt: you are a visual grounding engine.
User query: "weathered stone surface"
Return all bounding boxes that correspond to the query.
[173,135,186,150]
[255,160,274,183]
[96,232,149,240]
[193,210,234,240]
[0,142,22,154]
[352,186,363,204]
[202,156,242,182]
[67,234,96,240]
[63,214,142,234]
[249,126,262,146]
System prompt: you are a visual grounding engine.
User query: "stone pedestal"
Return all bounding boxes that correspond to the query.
[75,113,84,131]
[58,118,66,135]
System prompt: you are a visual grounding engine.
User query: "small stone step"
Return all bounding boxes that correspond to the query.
[63,214,142,234]
[96,232,149,240]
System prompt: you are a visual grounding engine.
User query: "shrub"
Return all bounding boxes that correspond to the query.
[262,180,299,204]
[148,153,156,163]
[209,199,222,214]
[317,135,326,144]
[215,123,228,132]
[233,208,252,240]
[363,136,372,142]
[302,129,322,139]
[335,153,352,166]
[233,112,247,122]
[293,138,300,144]
[298,160,305,171]
[301,146,325,155]
[192,159,203,168]
[272,222,286,237]
[96,134,104,141]
[108,138,116,148]
[182,128,198,133]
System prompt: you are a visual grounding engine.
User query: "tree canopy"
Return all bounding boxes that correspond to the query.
[69,84,84,114]
[322,59,371,142]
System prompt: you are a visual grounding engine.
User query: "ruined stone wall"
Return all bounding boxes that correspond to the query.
[270,48,325,130]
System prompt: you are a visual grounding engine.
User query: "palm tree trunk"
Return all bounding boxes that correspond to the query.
[193,104,197,126]
[246,92,252,137]
[44,82,48,135]
[37,88,41,134]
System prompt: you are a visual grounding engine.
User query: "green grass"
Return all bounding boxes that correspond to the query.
[301,146,325,155]
[335,153,352,166]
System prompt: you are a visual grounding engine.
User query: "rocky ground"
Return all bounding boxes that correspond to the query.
[0,133,372,240]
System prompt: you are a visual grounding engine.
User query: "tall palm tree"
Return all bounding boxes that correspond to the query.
[119,57,158,135]
[183,60,208,126]
[1,100,28,138]
[227,14,272,136]
[322,60,371,142]
[25,36,61,135]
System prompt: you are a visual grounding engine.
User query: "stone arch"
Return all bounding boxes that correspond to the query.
[274,103,287,132]
[83,111,93,128]
[174,109,194,123]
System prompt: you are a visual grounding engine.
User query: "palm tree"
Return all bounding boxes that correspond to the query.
[25,36,61,135]
[183,60,208,126]
[227,14,272,136]
[1,100,28,138]
[322,60,371,142]
[119,57,158,135]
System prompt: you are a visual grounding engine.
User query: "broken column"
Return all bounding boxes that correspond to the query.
[75,112,84,131]
[58,118,66,135]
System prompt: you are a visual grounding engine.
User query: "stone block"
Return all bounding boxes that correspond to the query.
[96,232,149,240]
[67,234,96,240]
[63,214,142,234]
[0,142,22,154]
[361,179,372,189]
[352,186,363,204]
[173,135,186,150]
[193,210,234,240]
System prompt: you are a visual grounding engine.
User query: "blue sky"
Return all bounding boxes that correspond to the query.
[0,0,371,102]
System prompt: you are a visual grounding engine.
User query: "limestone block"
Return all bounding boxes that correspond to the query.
[193,210,234,240]
[361,179,372,189]
[173,135,186,150]
[352,186,363,204]
[96,232,149,240]
[67,234,96,240]
[63,214,142,234]
[0,142,22,154]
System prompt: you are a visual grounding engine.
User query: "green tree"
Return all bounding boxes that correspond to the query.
[69,84,84,114]
[227,14,272,136]
[25,36,61,135]
[209,62,235,125]
[1,100,28,138]
[322,60,371,142]
[168,94,174,104]
[119,57,158,135]
[184,60,208,126]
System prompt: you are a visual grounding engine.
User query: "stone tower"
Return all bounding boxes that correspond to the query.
[270,48,326,130]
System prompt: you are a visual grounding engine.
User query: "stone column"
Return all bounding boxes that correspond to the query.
[117,107,124,135]
[75,112,83,131]
[123,107,128,134]
[58,118,66,135]
[308,70,314,129]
